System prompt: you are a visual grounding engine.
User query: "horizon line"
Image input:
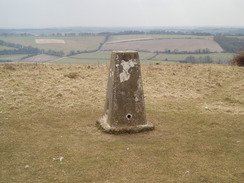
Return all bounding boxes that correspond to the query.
[1,25,244,30]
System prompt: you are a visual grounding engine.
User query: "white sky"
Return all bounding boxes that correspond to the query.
[0,0,244,28]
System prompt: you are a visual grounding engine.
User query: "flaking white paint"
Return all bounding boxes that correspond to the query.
[119,60,137,82]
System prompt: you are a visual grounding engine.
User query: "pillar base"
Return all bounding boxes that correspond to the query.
[97,115,154,134]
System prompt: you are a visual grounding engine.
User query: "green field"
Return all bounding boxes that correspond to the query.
[0,54,28,62]
[50,51,110,64]
[70,51,156,60]
[0,36,105,55]
[152,53,235,63]
[49,51,177,65]
[49,51,233,65]
[50,57,109,65]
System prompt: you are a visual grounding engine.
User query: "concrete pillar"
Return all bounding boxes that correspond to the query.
[97,51,154,133]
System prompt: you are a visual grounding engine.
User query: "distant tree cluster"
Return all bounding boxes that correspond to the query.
[214,36,244,53]
[181,55,213,64]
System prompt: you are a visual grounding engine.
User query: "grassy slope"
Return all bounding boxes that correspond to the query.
[0,63,243,183]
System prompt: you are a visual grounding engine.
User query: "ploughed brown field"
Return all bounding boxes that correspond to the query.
[101,38,223,53]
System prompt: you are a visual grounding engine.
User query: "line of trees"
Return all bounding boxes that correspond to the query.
[214,36,244,53]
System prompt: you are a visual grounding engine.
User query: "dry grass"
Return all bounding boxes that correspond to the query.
[0,63,243,183]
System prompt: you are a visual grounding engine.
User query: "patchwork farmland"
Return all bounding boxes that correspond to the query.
[0,34,240,64]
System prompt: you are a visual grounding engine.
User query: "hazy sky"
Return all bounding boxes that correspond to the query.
[1,0,244,28]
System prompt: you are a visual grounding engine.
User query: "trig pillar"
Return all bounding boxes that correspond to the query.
[97,51,154,133]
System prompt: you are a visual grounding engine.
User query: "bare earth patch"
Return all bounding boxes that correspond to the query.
[35,39,65,44]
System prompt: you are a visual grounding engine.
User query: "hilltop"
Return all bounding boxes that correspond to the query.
[0,63,243,183]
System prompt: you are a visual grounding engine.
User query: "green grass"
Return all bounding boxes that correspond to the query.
[0,54,28,62]
[0,36,105,55]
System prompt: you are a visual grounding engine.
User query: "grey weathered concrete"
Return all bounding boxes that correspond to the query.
[97,51,154,133]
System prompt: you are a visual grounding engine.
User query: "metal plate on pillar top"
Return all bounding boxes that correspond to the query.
[97,51,154,134]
